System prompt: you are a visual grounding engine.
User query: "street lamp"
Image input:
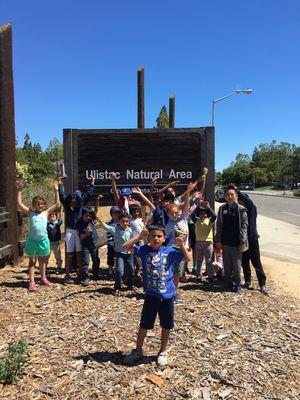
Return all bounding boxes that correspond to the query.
[211,89,253,126]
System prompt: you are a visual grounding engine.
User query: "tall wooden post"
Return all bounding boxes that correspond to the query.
[169,95,175,128]
[137,67,145,128]
[0,24,18,263]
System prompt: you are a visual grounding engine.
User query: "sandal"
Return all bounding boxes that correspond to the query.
[41,278,52,287]
[28,282,38,292]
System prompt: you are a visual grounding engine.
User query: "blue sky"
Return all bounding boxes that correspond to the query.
[1,0,299,171]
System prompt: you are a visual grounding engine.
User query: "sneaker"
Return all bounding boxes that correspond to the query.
[157,352,168,367]
[64,277,74,285]
[260,285,269,295]
[28,282,38,292]
[174,294,183,303]
[244,281,252,289]
[82,278,90,287]
[123,348,143,365]
[41,278,52,287]
[233,285,242,293]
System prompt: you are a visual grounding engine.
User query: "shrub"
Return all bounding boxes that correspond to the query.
[0,341,30,383]
[293,189,300,197]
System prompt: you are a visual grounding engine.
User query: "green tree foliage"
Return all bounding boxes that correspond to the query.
[45,137,63,161]
[220,141,300,186]
[16,134,63,183]
[156,105,169,128]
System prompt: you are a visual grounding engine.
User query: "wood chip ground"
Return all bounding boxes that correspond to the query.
[0,252,299,399]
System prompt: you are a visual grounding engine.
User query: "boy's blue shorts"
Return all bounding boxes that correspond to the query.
[140,295,174,330]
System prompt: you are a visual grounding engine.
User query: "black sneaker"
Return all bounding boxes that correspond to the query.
[233,285,242,293]
[82,278,90,287]
[243,281,252,289]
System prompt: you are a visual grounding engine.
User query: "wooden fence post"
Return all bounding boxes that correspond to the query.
[0,24,18,263]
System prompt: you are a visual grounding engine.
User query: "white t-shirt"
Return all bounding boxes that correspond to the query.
[131,217,144,237]
[165,211,189,247]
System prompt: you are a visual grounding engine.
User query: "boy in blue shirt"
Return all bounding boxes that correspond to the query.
[122,225,191,367]
[76,207,100,286]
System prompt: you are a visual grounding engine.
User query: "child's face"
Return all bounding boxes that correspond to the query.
[148,230,165,249]
[131,209,140,219]
[111,212,120,221]
[49,213,57,223]
[83,213,92,222]
[119,217,130,229]
[199,210,208,221]
[167,207,180,221]
[34,200,45,212]
[162,199,173,209]
[225,189,237,205]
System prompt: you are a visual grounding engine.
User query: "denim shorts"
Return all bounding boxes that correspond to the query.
[140,295,174,330]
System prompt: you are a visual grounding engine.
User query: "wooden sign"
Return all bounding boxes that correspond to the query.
[63,128,215,205]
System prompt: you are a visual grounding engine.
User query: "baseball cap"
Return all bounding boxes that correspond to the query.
[120,187,132,196]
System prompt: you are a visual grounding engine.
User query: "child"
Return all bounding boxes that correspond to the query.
[76,207,100,286]
[17,181,60,291]
[191,201,216,283]
[123,225,191,366]
[45,210,63,272]
[164,183,194,302]
[215,185,248,292]
[97,212,134,295]
[111,172,140,213]
[106,206,121,276]
[58,175,95,283]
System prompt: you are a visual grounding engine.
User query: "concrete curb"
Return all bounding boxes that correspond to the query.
[244,191,299,200]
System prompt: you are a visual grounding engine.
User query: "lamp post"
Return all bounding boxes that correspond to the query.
[211,89,253,126]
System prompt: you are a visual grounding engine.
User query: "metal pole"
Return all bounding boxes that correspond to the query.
[137,67,145,129]
[211,101,215,126]
[169,95,175,128]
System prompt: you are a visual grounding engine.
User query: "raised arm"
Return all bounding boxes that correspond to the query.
[110,172,120,205]
[17,186,30,215]
[148,176,157,203]
[95,214,116,232]
[158,180,180,196]
[182,182,195,215]
[58,176,68,205]
[47,182,61,215]
[81,175,95,205]
[132,187,155,212]
[196,167,208,195]
[123,228,149,252]
[94,194,103,215]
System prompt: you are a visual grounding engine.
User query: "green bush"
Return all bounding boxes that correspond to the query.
[0,341,30,383]
[293,189,300,197]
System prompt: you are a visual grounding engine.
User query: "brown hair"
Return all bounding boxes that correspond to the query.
[32,195,47,208]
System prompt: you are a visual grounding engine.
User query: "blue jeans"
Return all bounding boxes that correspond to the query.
[82,245,100,279]
[114,253,134,290]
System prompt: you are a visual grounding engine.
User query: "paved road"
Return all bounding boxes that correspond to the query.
[246,193,300,227]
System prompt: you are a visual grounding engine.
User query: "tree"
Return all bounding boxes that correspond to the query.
[45,137,63,162]
[156,105,169,128]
